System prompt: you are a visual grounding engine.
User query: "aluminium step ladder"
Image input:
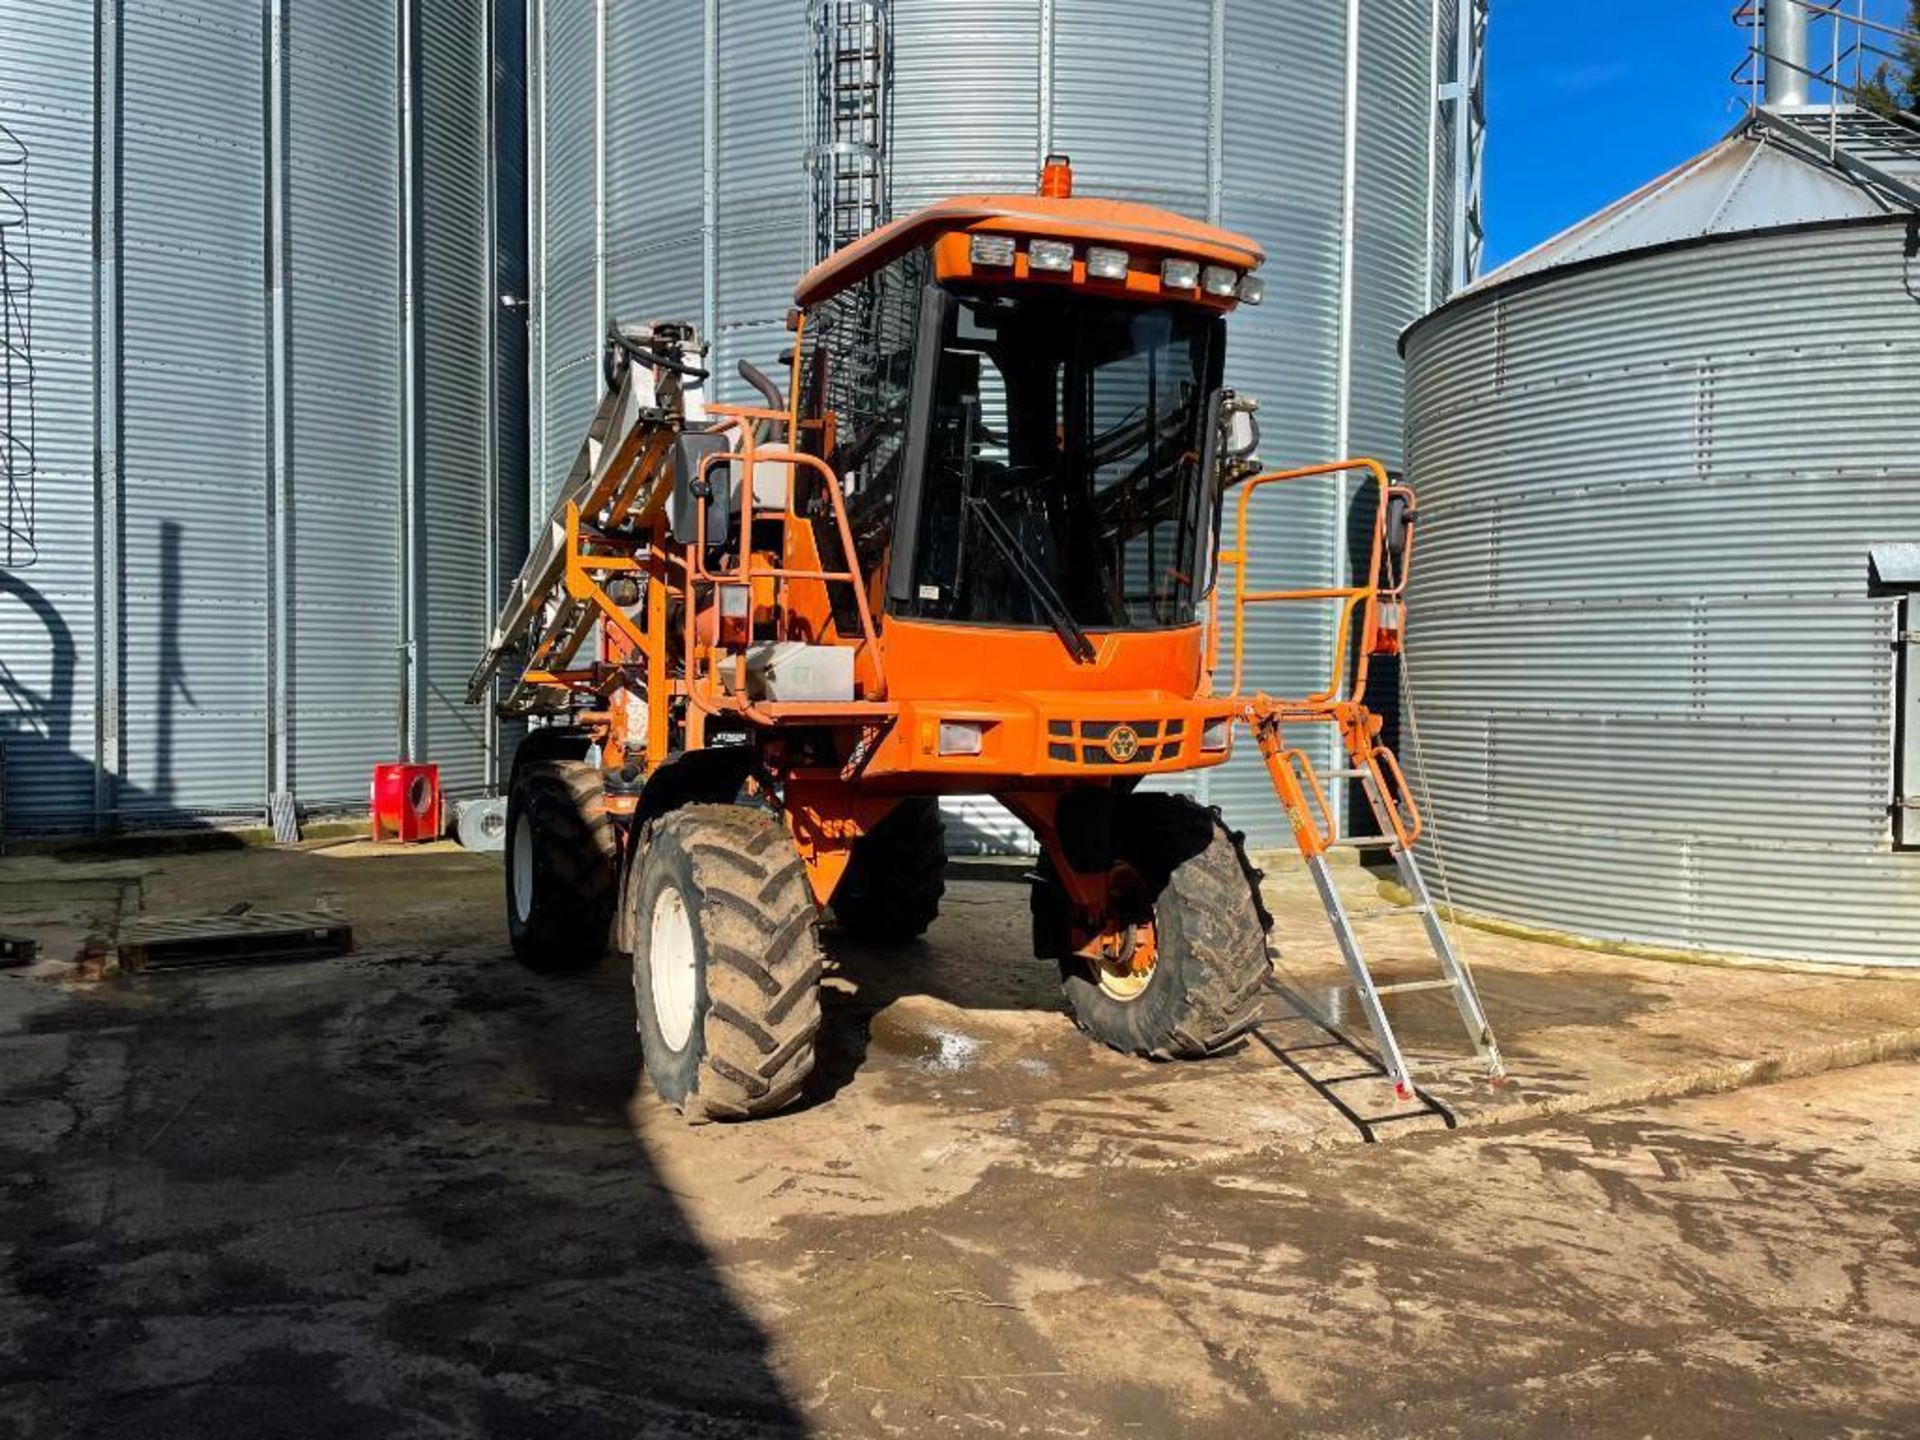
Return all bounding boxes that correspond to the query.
[1255,712,1505,1103]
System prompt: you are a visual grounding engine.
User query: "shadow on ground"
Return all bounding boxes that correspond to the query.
[0,937,807,1438]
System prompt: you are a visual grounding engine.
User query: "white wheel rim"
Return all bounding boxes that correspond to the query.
[510,814,535,925]
[649,883,699,1052]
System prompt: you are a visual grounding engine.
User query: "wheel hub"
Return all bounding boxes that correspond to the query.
[648,882,699,1051]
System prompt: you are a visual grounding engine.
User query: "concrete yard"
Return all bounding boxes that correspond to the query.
[3,838,1919,1437]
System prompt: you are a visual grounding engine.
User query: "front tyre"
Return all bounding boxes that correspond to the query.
[629,805,823,1122]
[1051,794,1272,1059]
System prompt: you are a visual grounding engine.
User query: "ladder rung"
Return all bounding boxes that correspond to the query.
[1328,835,1399,850]
[1350,904,1429,921]
[1369,979,1456,997]
[1324,767,1370,780]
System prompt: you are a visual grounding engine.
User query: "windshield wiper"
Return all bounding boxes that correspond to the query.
[962,495,1097,664]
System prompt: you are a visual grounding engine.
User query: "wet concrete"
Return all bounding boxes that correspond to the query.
[2,840,1918,1436]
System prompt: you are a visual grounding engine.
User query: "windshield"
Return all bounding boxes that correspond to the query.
[901,289,1224,632]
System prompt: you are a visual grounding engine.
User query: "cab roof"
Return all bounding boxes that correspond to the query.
[794,193,1265,308]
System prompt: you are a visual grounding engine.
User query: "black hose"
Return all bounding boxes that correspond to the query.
[737,357,786,412]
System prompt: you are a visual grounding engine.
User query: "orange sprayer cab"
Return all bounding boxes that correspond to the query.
[472,157,1499,1121]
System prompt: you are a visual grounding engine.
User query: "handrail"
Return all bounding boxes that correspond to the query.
[1216,457,1393,705]
[686,433,888,708]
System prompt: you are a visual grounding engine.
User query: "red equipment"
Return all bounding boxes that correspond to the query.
[369,763,443,844]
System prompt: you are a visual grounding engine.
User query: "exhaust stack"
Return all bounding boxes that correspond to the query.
[1765,0,1810,108]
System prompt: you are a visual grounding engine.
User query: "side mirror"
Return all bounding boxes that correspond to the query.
[1214,392,1262,489]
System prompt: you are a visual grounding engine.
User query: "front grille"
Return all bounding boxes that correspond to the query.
[1051,718,1185,767]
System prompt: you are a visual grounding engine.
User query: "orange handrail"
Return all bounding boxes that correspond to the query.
[1215,457,1392,707]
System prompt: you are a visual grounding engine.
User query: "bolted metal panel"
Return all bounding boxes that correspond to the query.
[605,0,703,336]
[1051,0,1210,217]
[1202,0,1350,845]
[1403,218,1920,965]
[712,0,810,403]
[417,0,495,801]
[117,0,268,820]
[533,0,598,508]
[889,1,1038,210]
[285,0,404,807]
[0,0,98,831]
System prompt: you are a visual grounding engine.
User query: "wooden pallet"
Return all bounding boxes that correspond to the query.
[117,910,353,973]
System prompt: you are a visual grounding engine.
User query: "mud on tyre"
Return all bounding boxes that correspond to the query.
[1042,793,1272,1059]
[628,804,823,1122]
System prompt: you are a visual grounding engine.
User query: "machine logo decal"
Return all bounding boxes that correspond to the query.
[1104,725,1141,763]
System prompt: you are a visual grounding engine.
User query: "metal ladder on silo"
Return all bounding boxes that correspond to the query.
[808,0,892,263]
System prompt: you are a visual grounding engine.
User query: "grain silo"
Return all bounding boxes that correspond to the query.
[0,0,516,837]
[524,0,1487,847]
[1400,2,1920,964]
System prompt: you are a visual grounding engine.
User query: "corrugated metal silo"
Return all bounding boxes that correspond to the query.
[0,0,510,836]
[1401,111,1920,965]
[525,0,1485,848]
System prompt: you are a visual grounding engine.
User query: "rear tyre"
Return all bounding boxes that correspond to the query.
[1048,794,1271,1060]
[629,804,823,1122]
[829,798,948,943]
[506,755,618,971]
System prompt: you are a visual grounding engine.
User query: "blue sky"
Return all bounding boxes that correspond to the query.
[1482,1,1910,269]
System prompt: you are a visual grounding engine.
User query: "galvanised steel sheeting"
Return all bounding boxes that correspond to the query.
[1402,217,1920,965]
[419,0,496,800]
[713,1,810,402]
[0,0,97,829]
[528,0,1465,849]
[532,0,598,510]
[1201,0,1350,840]
[117,0,269,819]
[286,0,404,807]
[0,1,499,835]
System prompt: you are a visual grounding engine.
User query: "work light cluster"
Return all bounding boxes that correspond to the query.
[969,233,1264,304]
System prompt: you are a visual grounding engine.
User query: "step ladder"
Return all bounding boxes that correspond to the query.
[1257,714,1505,1102]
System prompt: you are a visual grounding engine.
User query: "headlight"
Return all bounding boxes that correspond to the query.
[1028,239,1074,273]
[938,721,986,757]
[1086,246,1129,280]
[1161,258,1200,290]
[1201,265,1239,297]
[1201,717,1232,753]
[969,234,1016,267]
[1237,273,1266,305]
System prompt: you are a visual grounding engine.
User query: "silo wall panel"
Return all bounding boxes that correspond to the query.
[605,4,703,333]
[418,0,495,799]
[713,0,809,401]
[1403,219,1920,964]
[117,0,268,819]
[1204,0,1351,845]
[0,0,97,830]
[286,0,404,806]
[1051,0,1209,218]
[890,1,1037,208]
[533,0,597,508]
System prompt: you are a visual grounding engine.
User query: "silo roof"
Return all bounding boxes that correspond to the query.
[1452,107,1920,301]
